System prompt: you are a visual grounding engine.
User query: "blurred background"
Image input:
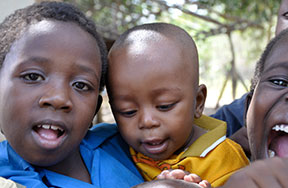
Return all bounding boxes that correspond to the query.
[0,0,280,140]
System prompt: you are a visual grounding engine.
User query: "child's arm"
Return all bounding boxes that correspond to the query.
[157,169,211,188]
[222,157,288,188]
[229,127,250,158]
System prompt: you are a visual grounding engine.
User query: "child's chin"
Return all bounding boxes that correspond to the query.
[24,153,65,167]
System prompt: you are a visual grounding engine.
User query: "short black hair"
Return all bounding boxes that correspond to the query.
[0,1,107,90]
[250,28,288,93]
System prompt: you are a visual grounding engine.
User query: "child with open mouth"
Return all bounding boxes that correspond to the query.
[0,2,143,187]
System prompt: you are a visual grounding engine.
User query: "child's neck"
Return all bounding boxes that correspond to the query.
[175,125,207,154]
[46,148,91,183]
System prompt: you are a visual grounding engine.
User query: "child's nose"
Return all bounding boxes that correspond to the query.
[139,110,160,129]
[38,83,73,112]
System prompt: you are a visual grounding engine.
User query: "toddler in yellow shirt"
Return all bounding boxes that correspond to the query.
[106,22,249,187]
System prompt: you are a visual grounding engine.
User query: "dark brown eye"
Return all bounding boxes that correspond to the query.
[73,82,90,91]
[271,79,288,87]
[23,73,43,81]
[282,12,288,19]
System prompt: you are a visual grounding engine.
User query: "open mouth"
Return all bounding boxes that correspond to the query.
[33,124,65,139]
[32,123,66,149]
[142,139,168,155]
[268,124,288,158]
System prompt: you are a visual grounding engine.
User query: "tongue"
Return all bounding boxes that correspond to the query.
[271,135,288,157]
[37,128,58,140]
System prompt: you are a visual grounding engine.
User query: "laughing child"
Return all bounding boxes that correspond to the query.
[211,0,288,158]
[223,27,288,188]
[246,28,288,161]
[106,23,249,187]
[0,2,143,187]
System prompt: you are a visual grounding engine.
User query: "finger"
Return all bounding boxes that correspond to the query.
[157,170,170,179]
[199,180,211,188]
[183,174,202,183]
[167,169,187,179]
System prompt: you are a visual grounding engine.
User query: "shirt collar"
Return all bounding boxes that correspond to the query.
[181,115,227,158]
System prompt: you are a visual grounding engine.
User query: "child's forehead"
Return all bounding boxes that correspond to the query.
[27,20,86,38]
[18,20,100,54]
[276,0,288,34]
[265,37,288,68]
[4,19,101,72]
[280,0,288,11]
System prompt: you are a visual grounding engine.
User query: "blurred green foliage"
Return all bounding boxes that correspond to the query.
[63,0,280,106]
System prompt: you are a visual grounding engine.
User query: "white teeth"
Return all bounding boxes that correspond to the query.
[272,124,288,133]
[37,124,63,132]
[42,125,50,129]
[268,150,275,158]
[51,125,58,131]
[149,142,161,146]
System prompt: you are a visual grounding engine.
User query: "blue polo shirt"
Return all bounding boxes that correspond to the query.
[211,93,247,137]
[0,123,144,188]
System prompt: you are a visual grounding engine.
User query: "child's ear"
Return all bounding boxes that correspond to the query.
[95,95,103,114]
[244,92,253,127]
[194,84,207,119]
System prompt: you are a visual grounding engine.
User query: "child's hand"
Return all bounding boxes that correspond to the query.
[157,169,211,188]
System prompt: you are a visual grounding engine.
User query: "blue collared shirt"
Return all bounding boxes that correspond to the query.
[0,123,144,188]
[211,93,247,137]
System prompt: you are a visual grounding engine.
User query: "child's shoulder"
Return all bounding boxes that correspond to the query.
[0,141,43,185]
[90,123,118,135]
[220,138,249,161]
[82,123,119,149]
[0,140,31,168]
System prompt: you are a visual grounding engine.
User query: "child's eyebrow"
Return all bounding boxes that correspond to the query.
[14,57,52,69]
[21,56,51,64]
[75,64,100,81]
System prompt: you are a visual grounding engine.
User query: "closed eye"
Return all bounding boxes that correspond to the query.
[119,110,137,117]
[156,103,176,111]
